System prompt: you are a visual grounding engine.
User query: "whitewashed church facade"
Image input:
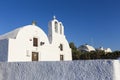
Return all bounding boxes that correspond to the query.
[0,16,72,62]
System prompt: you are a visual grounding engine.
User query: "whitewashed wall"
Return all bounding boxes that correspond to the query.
[7,25,72,62]
[0,60,116,80]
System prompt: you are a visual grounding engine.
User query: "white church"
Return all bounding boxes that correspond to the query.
[0,16,72,62]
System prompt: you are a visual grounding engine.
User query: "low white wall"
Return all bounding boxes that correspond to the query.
[0,60,118,80]
[113,60,120,80]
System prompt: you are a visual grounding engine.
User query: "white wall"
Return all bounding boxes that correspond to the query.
[113,60,120,80]
[0,60,115,80]
[8,25,50,62]
[8,25,72,62]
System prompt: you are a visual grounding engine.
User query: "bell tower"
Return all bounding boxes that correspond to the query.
[48,16,72,60]
[48,16,64,44]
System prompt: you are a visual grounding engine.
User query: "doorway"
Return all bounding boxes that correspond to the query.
[32,52,39,61]
[60,55,64,61]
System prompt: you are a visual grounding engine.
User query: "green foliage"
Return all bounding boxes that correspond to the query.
[69,42,81,60]
[69,42,120,60]
[105,51,120,59]
[79,51,120,60]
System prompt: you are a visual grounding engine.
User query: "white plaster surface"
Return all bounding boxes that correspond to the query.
[0,60,117,80]
[113,60,120,80]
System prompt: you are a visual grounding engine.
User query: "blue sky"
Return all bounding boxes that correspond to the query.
[0,0,120,51]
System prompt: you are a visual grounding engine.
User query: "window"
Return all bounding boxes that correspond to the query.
[33,38,38,47]
[60,24,62,34]
[40,42,45,46]
[55,21,58,33]
[60,44,63,51]
[60,55,64,61]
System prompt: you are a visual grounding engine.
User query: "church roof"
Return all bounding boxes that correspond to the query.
[0,24,45,40]
[0,27,22,40]
[0,24,49,44]
[104,48,112,53]
[78,44,95,52]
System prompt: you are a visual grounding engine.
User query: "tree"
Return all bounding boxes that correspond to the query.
[69,42,81,60]
[69,42,120,60]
